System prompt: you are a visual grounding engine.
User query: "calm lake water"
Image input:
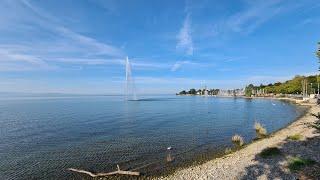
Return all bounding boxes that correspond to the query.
[0,95,307,179]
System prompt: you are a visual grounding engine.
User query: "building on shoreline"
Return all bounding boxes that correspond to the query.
[177,88,245,97]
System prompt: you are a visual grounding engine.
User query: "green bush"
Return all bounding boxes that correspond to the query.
[288,157,316,171]
[287,134,302,141]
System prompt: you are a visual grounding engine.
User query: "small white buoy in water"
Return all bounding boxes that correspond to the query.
[167,146,172,150]
[272,103,276,106]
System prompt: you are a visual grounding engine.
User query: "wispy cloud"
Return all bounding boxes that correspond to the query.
[0,49,45,65]
[296,17,320,27]
[226,0,284,34]
[0,0,124,72]
[176,14,193,56]
[92,0,120,15]
[198,0,305,39]
[56,27,124,57]
[171,60,215,72]
[51,57,172,70]
[0,48,56,71]
[171,61,192,71]
[51,58,124,65]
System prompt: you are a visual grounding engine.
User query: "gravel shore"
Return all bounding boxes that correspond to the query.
[157,103,320,180]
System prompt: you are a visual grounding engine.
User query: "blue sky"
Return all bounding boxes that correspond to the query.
[0,0,319,94]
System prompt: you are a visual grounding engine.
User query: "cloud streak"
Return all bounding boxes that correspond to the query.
[176,14,193,56]
[0,0,124,72]
[197,0,306,40]
[226,0,283,34]
[171,61,193,71]
[56,27,124,57]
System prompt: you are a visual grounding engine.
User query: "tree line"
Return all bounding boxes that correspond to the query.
[244,75,319,97]
[177,88,220,95]
[244,42,320,97]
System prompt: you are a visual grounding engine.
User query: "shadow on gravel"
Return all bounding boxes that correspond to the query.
[240,117,320,180]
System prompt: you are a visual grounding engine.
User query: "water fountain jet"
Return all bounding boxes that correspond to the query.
[125,56,137,100]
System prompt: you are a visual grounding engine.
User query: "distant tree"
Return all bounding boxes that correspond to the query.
[244,75,320,95]
[189,88,196,95]
[208,89,219,95]
[179,90,187,95]
[259,84,266,89]
[245,84,255,97]
[274,82,282,86]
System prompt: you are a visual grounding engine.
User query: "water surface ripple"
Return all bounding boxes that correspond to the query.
[0,95,307,179]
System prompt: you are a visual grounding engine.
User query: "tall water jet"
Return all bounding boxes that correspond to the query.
[125,56,137,100]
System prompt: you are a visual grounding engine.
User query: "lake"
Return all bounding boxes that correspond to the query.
[0,95,307,179]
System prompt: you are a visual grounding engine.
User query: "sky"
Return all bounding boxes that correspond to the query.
[0,0,319,94]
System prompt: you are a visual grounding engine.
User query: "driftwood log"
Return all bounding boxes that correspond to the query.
[68,165,140,177]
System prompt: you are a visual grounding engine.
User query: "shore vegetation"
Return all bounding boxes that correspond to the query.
[177,88,220,95]
[245,75,319,96]
[287,134,303,141]
[288,157,316,171]
[231,134,244,147]
[310,112,320,131]
[254,122,267,139]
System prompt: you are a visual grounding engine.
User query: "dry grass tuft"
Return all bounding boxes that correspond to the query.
[224,148,232,154]
[232,134,244,147]
[254,122,267,138]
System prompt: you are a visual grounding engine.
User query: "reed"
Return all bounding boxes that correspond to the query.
[231,134,244,147]
[224,148,232,154]
[254,122,267,138]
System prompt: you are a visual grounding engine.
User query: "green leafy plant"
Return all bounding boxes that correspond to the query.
[311,112,320,119]
[311,123,320,130]
[288,157,316,171]
[287,134,302,141]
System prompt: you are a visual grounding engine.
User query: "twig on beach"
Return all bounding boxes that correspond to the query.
[68,164,140,177]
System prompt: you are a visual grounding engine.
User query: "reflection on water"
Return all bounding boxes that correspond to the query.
[0,95,307,179]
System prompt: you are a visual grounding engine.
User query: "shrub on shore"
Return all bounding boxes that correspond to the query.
[310,112,320,119]
[254,122,267,138]
[259,147,281,158]
[232,134,244,147]
[287,134,303,141]
[309,113,320,131]
[312,123,320,130]
[224,148,232,154]
[288,157,316,171]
